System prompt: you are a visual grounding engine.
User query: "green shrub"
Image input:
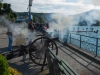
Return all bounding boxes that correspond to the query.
[9,67,22,75]
[0,54,10,75]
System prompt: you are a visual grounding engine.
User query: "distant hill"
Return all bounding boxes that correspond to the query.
[16,9,100,26]
[73,9,100,26]
[16,12,51,19]
[16,12,52,23]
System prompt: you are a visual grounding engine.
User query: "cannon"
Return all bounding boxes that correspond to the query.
[2,33,58,67]
[29,34,58,66]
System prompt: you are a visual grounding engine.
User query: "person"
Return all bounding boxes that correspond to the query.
[7,31,13,51]
[63,28,69,45]
[28,19,34,32]
[39,23,43,32]
[36,23,39,30]
[43,23,47,33]
[7,20,14,51]
[46,22,49,29]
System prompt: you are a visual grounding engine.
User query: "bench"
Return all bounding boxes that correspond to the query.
[46,48,79,75]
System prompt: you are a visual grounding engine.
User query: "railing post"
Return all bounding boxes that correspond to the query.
[70,33,71,43]
[46,49,55,75]
[53,59,61,75]
[96,38,98,56]
[80,35,82,48]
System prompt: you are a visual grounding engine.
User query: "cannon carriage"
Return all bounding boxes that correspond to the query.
[2,32,58,67]
[29,33,58,66]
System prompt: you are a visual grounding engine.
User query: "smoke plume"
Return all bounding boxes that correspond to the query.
[47,8,100,39]
[47,13,80,39]
[92,0,100,6]
[0,15,34,45]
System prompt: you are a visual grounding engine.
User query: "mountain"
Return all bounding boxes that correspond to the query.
[73,9,100,26]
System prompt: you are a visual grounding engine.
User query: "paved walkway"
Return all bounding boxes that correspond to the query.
[8,55,42,75]
[0,27,100,75]
[0,28,48,75]
[0,27,19,53]
[57,42,100,75]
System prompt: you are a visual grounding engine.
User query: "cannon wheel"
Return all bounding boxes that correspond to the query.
[29,36,58,66]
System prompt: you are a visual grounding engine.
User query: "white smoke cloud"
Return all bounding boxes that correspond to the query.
[80,9,100,27]
[47,13,80,39]
[47,7,100,39]
[47,13,79,32]
[0,15,34,45]
[92,0,100,6]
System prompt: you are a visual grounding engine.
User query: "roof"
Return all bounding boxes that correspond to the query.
[15,19,28,23]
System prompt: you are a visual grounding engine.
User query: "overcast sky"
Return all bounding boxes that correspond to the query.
[3,0,100,15]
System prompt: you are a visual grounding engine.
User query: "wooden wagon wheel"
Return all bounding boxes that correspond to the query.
[29,36,58,66]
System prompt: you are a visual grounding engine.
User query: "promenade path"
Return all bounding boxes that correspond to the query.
[0,27,48,75]
[56,42,100,75]
[0,27,100,75]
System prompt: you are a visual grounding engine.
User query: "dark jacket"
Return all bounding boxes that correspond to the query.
[7,32,12,36]
[28,23,34,30]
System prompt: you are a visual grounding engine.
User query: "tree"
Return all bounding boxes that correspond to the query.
[0,2,3,9]
[7,4,11,8]
[39,16,45,23]
[3,3,7,10]
[0,2,3,14]
[0,2,17,20]
[6,4,11,13]
[33,16,38,23]
[3,3,12,14]
[35,17,39,23]
[11,12,17,19]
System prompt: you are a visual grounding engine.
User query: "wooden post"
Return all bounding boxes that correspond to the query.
[46,49,55,75]
[53,59,61,75]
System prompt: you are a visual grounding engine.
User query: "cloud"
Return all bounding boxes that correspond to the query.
[31,2,94,15]
[92,0,100,6]
[3,0,100,15]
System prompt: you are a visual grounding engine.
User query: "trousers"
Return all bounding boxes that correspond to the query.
[8,35,13,51]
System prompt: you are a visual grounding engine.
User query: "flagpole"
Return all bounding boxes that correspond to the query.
[29,6,31,21]
[29,0,32,21]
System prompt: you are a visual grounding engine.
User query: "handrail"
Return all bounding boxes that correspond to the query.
[71,32,100,39]
[46,48,79,75]
[69,33,100,56]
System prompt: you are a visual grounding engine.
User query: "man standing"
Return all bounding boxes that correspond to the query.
[6,20,14,51]
[7,31,13,51]
[28,19,34,32]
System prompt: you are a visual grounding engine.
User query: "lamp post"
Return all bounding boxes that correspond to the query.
[29,0,33,21]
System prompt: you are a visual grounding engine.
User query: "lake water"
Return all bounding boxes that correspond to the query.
[69,26,100,55]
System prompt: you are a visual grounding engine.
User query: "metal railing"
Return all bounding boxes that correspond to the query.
[69,33,100,56]
[45,48,79,75]
[37,26,100,56]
